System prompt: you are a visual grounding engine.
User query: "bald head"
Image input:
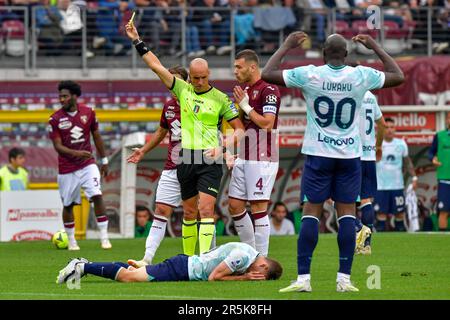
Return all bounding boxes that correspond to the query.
[189,58,209,73]
[323,34,347,64]
[189,58,211,92]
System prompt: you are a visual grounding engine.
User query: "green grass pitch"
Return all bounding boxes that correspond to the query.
[0,233,449,300]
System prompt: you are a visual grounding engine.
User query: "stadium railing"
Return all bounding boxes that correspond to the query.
[0,5,448,74]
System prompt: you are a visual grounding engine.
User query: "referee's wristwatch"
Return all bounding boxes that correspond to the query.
[132,38,142,46]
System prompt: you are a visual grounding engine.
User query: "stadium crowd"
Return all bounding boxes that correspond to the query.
[0,0,449,57]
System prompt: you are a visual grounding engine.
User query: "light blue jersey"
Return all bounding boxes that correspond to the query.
[283,64,385,159]
[376,138,409,190]
[188,242,259,281]
[360,91,383,161]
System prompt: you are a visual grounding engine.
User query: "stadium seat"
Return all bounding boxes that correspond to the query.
[383,21,409,55]
[2,20,25,57]
[351,20,378,55]
[334,20,355,54]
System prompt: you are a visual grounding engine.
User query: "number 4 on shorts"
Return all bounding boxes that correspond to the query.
[256,178,263,190]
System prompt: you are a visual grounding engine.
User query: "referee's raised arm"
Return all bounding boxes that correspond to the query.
[125,22,175,90]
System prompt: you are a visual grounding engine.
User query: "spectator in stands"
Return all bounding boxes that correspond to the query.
[354,0,405,27]
[164,0,185,56]
[295,0,328,46]
[253,0,297,53]
[183,2,205,57]
[0,147,29,191]
[96,0,134,55]
[192,0,232,55]
[135,206,153,238]
[135,0,169,56]
[230,0,259,49]
[269,201,295,236]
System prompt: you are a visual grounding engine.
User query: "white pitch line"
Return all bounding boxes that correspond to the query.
[0,291,261,300]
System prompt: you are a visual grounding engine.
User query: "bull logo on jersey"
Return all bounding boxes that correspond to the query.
[193,105,200,113]
[70,126,85,144]
[387,155,396,162]
[80,115,88,124]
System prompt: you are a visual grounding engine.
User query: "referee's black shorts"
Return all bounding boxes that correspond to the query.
[176,149,223,200]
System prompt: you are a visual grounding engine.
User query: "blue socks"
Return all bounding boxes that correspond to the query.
[297,216,319,275]
[337,216,356,275]
[355,218,363,232]
[395,219,405,231]
[377,218,386,231]
[83,262,129,280]
[360,203,375,245]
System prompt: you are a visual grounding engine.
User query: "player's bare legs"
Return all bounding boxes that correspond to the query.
[62,204,79,250]
[91,195,111,249]
[439,211,449,231]
[229,198,256,249]
[198,192,216,254]
[182,195,200,255]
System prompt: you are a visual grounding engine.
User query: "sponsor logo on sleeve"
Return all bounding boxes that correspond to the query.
[58,121,72,130]
[165,110,175,119]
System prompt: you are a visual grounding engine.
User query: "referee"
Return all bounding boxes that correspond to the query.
[125,22,245,254]
[429,111,450,231]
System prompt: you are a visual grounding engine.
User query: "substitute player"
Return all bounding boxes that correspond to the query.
[48,81,111,251]
[374,118,417,232]
[355,91,386,255]
[262,32,405,292]
[124,22,244,254]
[57,242,282,284]
[228,49,281,257]
[126,66,200,266]
[428,111,450,231]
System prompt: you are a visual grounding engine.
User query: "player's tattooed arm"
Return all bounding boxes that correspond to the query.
[127,126,168,164]
[93,129,109,177]
[403,156,418,189]
[124,22,174,89]
[352,35,404,88]
[375,117,386,161]
[262,31,308,86]
[51,137,92,159]
[208,262,265,281]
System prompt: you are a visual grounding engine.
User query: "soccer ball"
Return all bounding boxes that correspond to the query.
[52,230,69,249]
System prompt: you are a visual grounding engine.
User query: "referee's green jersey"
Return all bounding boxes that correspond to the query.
[170,78,239,150]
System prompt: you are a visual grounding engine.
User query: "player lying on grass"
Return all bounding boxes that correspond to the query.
[57,242,282,284]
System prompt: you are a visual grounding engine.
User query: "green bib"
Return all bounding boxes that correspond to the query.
[437,130,450,180]
[0,165,28,191]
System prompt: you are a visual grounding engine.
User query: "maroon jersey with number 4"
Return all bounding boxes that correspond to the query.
[239,79,281,161]
[48,104,98,174]
[159,98,182,170]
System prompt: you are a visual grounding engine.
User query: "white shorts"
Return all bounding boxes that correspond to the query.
[57,164,102,207]
[155,169,182,207]
[229,158,279,201]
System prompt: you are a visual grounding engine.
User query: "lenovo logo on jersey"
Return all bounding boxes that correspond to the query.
[70,126,85,144]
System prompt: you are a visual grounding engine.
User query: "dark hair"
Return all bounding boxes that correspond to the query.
[266,257,283,280]
[273,201,288,213]
[58,80,82,97]
[136,206,151,215]
[235,49,260,66]
[9,147,25,162]
[385,117,395,124]
[168,65,189,81]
